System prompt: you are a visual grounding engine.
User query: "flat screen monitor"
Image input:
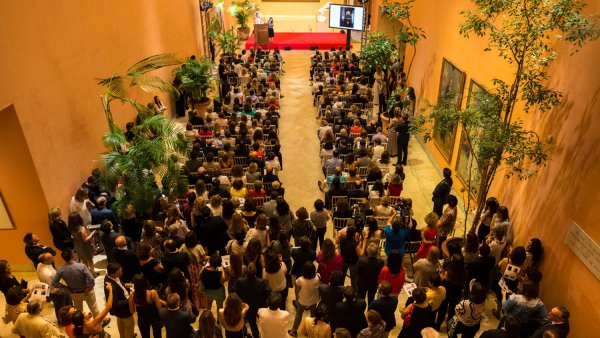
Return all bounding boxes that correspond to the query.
[329,4,364,31]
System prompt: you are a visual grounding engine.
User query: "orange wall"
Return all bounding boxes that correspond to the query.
[372,1,600,336]
[0,1,203,269]
[0,105,50,270]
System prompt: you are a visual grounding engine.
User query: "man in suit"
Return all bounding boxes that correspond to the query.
[104,262,135,338]
[335,286,368,337]
[395,113,411,165]
[368,281,398,334]
[23,233,56,269]
[160,293,197,338]
[91,196,119,228]
[532,306,570,338]
[112,236,140,283]
[161,239,190,277]
[356,243,385,304]
[195,206,229,255]
[431,167,453,217]
[233,263,271,338]
[100,220,120,262]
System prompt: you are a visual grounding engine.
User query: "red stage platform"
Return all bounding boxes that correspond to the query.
[244,32,352,51]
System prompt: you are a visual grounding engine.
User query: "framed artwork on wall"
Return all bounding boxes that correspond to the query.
[0,190,15,230]
[433,58,466,161]
[455,80,489,199]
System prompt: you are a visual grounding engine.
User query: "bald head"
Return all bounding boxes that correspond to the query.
[38,252,54,265]
[272,181,281,189]
[96,196,107,207]
[115,235,127,249]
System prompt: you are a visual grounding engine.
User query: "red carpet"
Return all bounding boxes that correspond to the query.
[244,32,352,51]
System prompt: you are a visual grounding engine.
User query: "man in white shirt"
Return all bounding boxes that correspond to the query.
[258,292,289,338]
[332,96,345,114]
[37,253,72,319]
[13,300,61,338]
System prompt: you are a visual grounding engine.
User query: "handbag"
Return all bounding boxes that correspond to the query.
[446,315,459,336]
[402,304,414,326]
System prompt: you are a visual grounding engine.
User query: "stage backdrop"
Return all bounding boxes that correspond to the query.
[250,0,344,31]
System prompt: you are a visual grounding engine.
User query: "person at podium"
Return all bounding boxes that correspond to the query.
[268,17,275,43]
[255,12,263,25]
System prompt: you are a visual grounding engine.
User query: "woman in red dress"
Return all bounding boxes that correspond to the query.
[415,212,439,259]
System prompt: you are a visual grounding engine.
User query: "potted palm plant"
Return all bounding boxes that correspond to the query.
[229,0,258,40]
[216,27,241,56]
[96,54,189,217]
[173,58,215,111]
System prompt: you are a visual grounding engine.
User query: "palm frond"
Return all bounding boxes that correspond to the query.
[97,76,126,96]
[126,53,182,76]
[102,128,126,150]
[130,75,179,94]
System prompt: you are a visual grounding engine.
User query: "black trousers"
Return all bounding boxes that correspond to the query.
[433,203,444,217]
[358,285,378,304]
[246,310,259,338]
[397,137,409,165]
[315,227,327,250]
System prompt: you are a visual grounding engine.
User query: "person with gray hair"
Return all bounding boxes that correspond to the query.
[159,293,198,338]
[12,299,61,338]
[356,242,385,303]
[372,127,388,143]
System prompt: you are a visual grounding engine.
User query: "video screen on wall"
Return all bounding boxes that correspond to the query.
[329,4,364,31]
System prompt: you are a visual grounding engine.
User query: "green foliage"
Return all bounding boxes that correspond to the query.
[416,0,600,229]
[96,54,189,216]
[381,0,426,45]
[229,0,259,29]
[216,28,241,55]
[380,0,426,77]
[97,53,182,127]
[100,115,189,216]
[359,33,398,73]
[173,58,216,103]
[460,0,600,121]
[413,91,550,232]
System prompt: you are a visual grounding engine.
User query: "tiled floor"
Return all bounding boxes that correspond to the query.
[1,50,498,337]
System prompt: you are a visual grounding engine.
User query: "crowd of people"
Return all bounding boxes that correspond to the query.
[0,47,570,338]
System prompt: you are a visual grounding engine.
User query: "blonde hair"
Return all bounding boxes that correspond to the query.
[248,162,258,173]
[193,197,207,216]
[48,208,62,223]
[424,212,439,228]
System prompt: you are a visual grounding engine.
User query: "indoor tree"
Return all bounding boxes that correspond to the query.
[359,32,398,73]
[413,0,600,233]
[380,0,426,79]
[97,54,189,217]
[172,57,215,108]
[215,27,241,56]
[229,0,259,39]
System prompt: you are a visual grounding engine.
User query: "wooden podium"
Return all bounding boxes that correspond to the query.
[253,23,270,50]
